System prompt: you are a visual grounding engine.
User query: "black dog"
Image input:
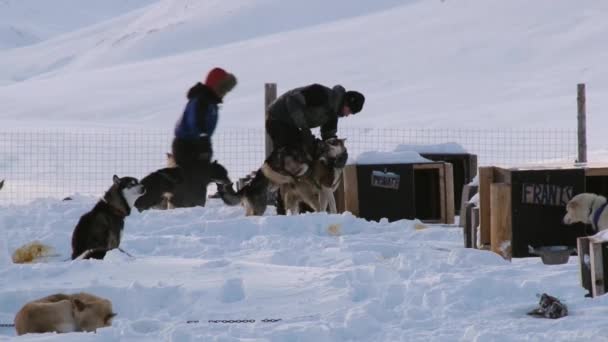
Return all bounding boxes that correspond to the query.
[71,175,145,260]
[156,160,231,208]
[134,167,184,211]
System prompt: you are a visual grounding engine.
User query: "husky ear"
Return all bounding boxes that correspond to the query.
[72,298,87,312]
[113,175,120,184]
[568,200,578,209]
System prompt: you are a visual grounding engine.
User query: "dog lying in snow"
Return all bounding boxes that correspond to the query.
[563,193,608,233]
[14,292,115,335]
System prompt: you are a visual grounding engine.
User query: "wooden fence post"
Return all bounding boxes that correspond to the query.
[577,83,587,163]
[265,83,277,158]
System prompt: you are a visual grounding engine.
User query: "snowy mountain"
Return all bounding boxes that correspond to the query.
[0,0,155,50]
[0,0,607,148]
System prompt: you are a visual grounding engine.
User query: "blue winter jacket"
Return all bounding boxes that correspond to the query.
[174,83,221,140]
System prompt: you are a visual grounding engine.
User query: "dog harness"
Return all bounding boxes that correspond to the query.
[592,200,608,232]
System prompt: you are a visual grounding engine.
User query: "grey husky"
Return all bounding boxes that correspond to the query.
[71,175,145,260]
[218,145,312,216]
[280,138,347,214]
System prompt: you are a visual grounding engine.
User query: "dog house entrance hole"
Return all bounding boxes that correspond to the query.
[414,168,440,221]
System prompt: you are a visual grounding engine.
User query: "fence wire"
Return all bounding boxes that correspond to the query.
[0,128,576,205]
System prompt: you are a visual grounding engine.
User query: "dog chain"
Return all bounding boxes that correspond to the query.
[188,318,282,324]
[187,314,321,325]
[1,319,287,328]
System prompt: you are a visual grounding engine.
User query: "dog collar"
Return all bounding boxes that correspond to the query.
[101,198,128,217]
[592,200,608,232]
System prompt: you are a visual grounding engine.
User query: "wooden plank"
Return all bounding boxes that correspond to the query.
[412,163,442,170]
[444,162,455,224]
[478,166,495,248]
[490,183,512,260]
[577,237,591,294]
[343,165,359,216]
[438,163,446,224]
[585,168,608,177]
[590,241,606,297]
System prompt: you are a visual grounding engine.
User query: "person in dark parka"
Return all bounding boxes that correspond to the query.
[266,83,364,215]
[266,83,365,151]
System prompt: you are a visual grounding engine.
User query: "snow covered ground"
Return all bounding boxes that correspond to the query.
[2,0,608,340]
[1,198,606,341]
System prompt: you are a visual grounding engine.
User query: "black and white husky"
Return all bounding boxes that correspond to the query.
[71,175,145,260]
[217,169,271,216]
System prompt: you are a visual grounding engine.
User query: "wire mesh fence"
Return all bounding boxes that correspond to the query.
[0,128,577,205]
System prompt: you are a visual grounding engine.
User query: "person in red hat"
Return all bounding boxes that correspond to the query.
[172,67,237,167]
[266,84,364,152]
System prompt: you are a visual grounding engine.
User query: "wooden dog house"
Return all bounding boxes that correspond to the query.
[577,236,608,297]
[479,163,608,259]
[338,161,454,224]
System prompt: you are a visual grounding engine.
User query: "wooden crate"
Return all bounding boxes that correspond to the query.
[577,236,608,297]
[339,162,454,223]
[478,163,608,259]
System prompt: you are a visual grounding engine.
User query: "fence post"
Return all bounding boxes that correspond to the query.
[577,83,587,163]
[265,83,277,158]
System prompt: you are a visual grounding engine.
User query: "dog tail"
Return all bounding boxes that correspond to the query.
[261,163,294,185]
[12,241,57,264]
[217,183,243,206]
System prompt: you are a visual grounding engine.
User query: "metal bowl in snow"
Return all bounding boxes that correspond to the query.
[528,245,573,265]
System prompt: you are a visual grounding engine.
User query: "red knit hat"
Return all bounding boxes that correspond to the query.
[205,67,237,99]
